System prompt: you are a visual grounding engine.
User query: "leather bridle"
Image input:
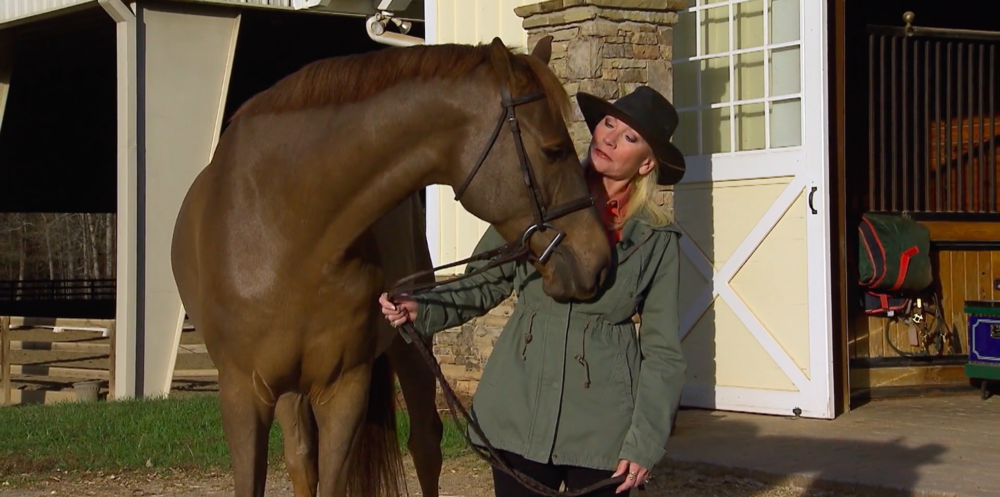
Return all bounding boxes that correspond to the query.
[387,67,630,496]
[389,69,595,297]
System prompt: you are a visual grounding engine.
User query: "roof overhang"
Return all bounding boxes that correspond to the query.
[0,0,424,30]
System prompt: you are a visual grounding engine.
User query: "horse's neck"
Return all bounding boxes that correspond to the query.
[296,79,493,256]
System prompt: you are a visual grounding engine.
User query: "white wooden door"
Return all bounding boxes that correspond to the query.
[670,0,834,418]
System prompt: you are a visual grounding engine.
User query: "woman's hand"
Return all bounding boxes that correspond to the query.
[612,459,650,494]
[379,292,418,328]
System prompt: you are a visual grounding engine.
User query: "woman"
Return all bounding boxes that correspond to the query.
[379,86,687,496]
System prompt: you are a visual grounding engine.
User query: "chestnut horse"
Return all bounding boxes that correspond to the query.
[170,37,612,497]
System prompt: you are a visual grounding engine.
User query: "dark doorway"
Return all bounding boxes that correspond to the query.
[0,7,117,214]
[222,9,426,205]
[0,7,117,318]
[832,0,1000,411]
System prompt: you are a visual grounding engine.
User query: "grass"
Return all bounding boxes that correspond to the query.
[0,392,469,475]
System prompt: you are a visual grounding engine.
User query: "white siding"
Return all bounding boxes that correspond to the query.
[185,0,294,8]
[0,0,94,25]
[189,0,424,16]
[427,0,533,274]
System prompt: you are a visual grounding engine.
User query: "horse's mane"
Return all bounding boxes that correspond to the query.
[229,42,573,122]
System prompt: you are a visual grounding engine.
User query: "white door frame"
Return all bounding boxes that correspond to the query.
[802,0,835,420]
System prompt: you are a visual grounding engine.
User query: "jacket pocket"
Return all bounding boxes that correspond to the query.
[484,307,536,387]
[604,273,640,324]
[594,323,636,413]
[618,330,637,413]
[483,344,507,388]
[616,327,635,412]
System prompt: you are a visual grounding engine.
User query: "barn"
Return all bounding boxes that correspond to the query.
[424,0,999,420]
[1,0,996,419]
[0,0,425,400]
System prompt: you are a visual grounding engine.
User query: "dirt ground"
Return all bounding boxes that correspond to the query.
[2,327,891,496]
[0,454,859,497]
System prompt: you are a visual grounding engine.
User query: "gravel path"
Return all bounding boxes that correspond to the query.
[0,454,880,497]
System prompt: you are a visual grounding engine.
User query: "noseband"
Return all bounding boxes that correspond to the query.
[386,69,627,497]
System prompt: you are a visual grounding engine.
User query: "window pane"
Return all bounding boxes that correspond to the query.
[735,103,766,151]
[673,61,699,108]
[674,110,700,156]
[769,0,800,44]
[674,10,697,60]
[701,5,729,56]
[702,106,732,153]
[735,50,765,101]
[735,0,764,50]
[769,45,801,96]
[701,56,731,104]
[770,98,802,148]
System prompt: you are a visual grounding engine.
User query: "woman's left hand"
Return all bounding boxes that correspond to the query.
[612,459,649,494]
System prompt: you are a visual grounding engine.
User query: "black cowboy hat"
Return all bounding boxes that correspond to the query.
[576,86,686,185]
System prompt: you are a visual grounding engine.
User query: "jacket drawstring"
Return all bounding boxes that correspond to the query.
[573,321,591,388]
[521,314,534,361]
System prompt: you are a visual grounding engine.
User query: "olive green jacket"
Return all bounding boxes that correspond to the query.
[407,218,686,471]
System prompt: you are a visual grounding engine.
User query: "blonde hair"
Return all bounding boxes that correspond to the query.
[623,163,674,228]
[582,151,675,229]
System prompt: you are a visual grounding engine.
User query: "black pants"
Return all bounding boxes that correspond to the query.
[492,450,618,497]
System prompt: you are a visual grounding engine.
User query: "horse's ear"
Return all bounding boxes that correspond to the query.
[530,36,553,65]
[489,37,514,84]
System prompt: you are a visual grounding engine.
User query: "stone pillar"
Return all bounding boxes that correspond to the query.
[515,0,685,158]
[515,0,684,209]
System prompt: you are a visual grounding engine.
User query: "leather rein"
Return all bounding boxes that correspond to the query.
[387,73,629,496]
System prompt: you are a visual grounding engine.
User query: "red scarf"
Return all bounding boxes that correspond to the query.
[588,171,632,246]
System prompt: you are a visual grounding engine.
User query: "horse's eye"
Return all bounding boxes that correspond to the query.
[542,145,569,162]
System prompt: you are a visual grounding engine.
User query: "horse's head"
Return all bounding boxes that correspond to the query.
[451,37,612,302]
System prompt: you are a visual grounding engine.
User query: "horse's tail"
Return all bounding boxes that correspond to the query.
[347,353,407,497]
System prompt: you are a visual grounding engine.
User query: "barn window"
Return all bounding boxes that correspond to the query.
[671,0,803,156]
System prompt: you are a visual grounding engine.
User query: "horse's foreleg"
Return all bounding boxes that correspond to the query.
[387,335,443,497]
[276,393,319,497]
[219,369,277,497]
[310,365,372,497]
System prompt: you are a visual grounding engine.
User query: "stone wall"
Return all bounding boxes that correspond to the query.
[515,0,684,158]
[431,0,683,397]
